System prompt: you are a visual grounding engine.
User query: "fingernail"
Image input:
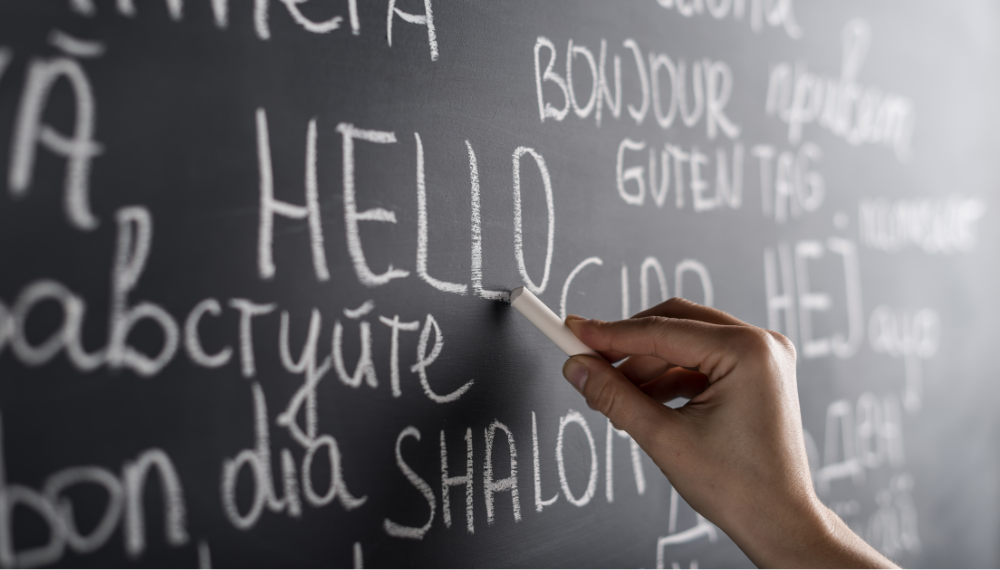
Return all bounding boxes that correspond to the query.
[562,358,589,393]
[565,314,585,323]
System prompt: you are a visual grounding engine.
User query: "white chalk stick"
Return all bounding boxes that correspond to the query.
[509,286,599,358]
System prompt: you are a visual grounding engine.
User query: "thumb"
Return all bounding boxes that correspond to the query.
[563,355,683,449]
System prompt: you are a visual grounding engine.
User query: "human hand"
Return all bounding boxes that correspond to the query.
[562,298,895,569]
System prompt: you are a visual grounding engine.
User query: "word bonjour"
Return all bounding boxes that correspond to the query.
[534,35,740,140]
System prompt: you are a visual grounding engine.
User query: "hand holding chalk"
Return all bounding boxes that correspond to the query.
[558,298,896,569]
[509,286,599,358]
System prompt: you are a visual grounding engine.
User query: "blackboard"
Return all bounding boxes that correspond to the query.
[0,1,998,567]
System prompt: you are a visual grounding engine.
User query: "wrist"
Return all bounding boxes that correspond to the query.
[726,493,830,568]
[727,494,896,569]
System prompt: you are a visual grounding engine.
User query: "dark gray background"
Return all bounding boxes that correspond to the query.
[0,1,997,567]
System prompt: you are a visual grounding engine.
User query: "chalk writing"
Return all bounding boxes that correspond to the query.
[0,3,985,567]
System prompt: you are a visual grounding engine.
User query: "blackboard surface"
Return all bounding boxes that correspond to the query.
[0,1,998,568]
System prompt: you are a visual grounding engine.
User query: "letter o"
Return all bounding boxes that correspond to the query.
[512,147,555,295]
[555,410,598,507]
[44,467,124,554]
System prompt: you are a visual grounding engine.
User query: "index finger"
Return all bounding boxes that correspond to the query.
[584,298,750,362]
[631,297,750,327]
[567,316,758,381]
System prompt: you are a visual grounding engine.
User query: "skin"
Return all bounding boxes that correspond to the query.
[561,298,897,569]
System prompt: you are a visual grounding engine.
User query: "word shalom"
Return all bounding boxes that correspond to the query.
[380,411,649,539]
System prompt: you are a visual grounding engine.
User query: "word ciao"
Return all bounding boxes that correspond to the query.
[0,414,188,567]
[858,196,986,255]
[766,19,915,160]
[653,0,803,39]
[68,0,439,60]
[534,36,740,139]
[562,256,715,324]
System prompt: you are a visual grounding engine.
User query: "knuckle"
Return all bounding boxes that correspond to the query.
[732,326,774,357]
[636,315,668,327]
[767,330,798,361]
[649,324,675,356]
[663,297,690,310]
[627,316,669,355]
[729,328,800,381]
[659,296,697,313]
[578,319,611,349]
